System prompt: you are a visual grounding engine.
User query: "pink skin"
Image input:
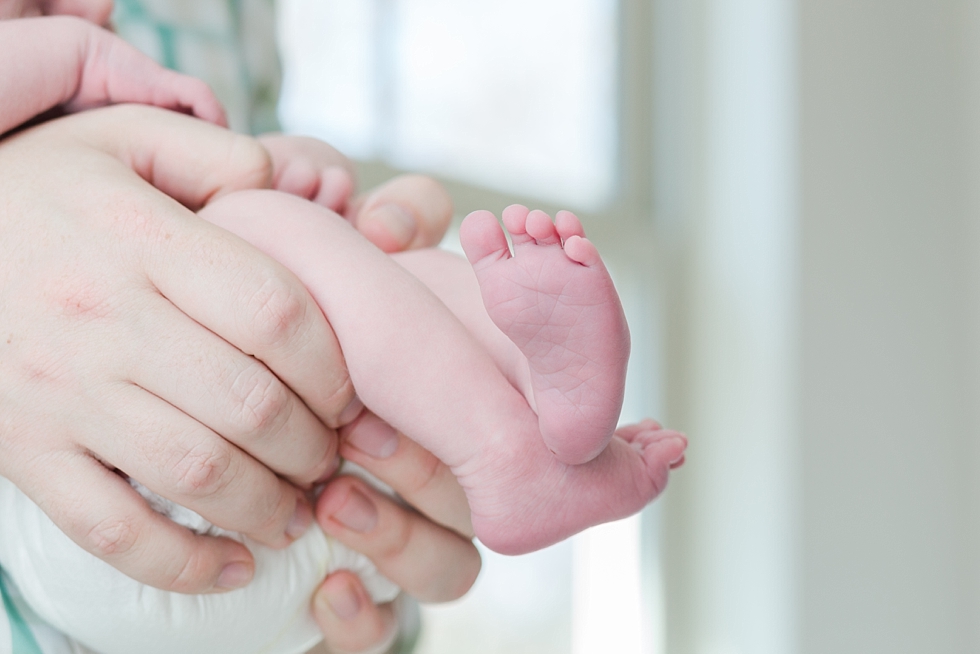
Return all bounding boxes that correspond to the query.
[257,134,356,213]
[459,206,630,465]
[0,16,226,136]
[199,190,687,554]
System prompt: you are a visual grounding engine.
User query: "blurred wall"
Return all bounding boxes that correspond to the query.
[659,1,980,653]
[798,1,980,651]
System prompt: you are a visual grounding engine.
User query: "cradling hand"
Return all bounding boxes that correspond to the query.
[0,105,357,594]
[314,412,479,654]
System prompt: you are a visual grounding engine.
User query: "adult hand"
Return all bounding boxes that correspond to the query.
[258,133,453,253]
[314,412,479,654]
[0,105,358,594]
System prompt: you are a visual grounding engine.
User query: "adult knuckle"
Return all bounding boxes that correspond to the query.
[247,277,309,350]
[169,443,233,497]
[232,365,290,437]
[250,492,290,538]
[83,514,140,559]
[163,549,213,594]
[13,341,76,389]
[320,375,355,429]
[105,197,173,246]
[225,134,273,190]
[45,274,116,324]
[378,513,414,563]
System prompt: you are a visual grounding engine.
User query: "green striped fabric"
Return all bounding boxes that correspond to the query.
[0,572,43,654]
[113,0,282,135]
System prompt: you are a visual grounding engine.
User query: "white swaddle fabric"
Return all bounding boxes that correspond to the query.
[0,471,398,654]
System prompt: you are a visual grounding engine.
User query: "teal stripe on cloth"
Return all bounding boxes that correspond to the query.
[0,573,43,654]
[156,23,179,71]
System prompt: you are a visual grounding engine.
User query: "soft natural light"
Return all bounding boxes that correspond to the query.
[277,1,379,157]
[572,515,644,654]
[415,541,573,654]
[278,0,619,209]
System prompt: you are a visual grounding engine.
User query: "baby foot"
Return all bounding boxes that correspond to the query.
[459,205,630,465]
[466,420,687,554]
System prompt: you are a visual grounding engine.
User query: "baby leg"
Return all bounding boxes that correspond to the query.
[199,190,685,553]
[459,206,629,464]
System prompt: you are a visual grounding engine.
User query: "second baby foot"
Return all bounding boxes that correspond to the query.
[466,419,687,554]
[459,205,630,465]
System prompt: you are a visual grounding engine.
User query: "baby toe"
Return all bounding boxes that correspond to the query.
[460,210,512,265]
[555,210,586,242]
[563,235,602,266]
[525,210,561,245]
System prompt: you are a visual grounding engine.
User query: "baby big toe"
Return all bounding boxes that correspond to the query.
[563,236,602,266]
[460,210,512,265]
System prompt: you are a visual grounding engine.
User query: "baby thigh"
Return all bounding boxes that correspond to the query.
[198,190,532,470]
[390,248,533,398]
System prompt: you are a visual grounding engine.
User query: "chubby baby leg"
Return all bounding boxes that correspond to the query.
[199,190,685,553]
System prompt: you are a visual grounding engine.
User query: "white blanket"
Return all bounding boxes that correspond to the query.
[0,475,397,654]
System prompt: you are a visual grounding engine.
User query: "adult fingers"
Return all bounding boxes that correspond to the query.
[124,292,338,486]
[313,572,398,654]
[347,174,453,253]
[20,450,256,593]
[340,411,473,537]
[45,106,358,428]
[0,111,342,593]
[316,475,481,603]
[84,381,313,549]
[59,104,272,209]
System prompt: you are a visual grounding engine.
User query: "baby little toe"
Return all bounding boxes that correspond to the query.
[563,236,602,266]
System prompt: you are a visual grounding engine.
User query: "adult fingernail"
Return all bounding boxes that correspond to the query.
[346,413,398,459]
[331,487,378,533]
[321,579,361,621]
[286,497,313,539]
[215,562,252,590]
[367,204,417,247]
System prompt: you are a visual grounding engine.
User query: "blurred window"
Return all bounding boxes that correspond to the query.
[278,0,618,210]
[277,2,661,653]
